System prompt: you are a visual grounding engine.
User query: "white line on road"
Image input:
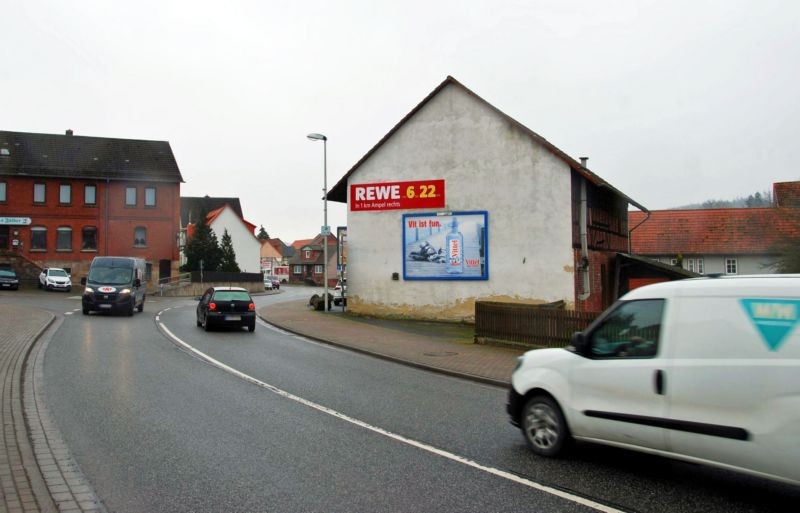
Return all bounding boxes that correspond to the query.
[157,318,624,513]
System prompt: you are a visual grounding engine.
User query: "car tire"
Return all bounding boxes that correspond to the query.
[82,306,89,315]
[203,317,211,331]
[66,286,72,293]
[521,395,571,457]
[247,322,255,332]
[38,281,42,289]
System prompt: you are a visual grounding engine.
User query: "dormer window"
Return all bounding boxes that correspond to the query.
[305,250,311,259]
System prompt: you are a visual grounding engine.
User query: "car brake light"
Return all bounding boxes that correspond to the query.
[248,303,255,311]
[209,302,217,311]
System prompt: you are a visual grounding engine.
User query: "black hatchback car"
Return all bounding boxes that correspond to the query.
[0,269,19,290]
[196,287,256,332]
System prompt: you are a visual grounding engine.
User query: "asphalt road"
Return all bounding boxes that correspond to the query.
[2,287,798,512]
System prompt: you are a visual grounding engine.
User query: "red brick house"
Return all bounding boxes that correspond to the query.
[630,181,800,276]
[287,234,338,286]
[0,129,183,286]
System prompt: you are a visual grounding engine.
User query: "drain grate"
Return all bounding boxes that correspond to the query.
[423,351,459,357]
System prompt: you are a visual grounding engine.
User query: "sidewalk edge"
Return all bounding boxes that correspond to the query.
[258,314,509,388]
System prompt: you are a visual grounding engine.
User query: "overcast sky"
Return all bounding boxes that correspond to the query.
[4,1,799,243]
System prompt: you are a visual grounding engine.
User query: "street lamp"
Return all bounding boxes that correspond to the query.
[307,132,329,312]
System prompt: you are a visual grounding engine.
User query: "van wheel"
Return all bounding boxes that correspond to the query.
[137,296,144,312]
[521,395,570,457]
[127,298,135,316]
[82,307,89,315]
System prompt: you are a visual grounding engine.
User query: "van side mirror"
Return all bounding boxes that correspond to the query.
[570,331,588,354]
[80,277,87,286]
[134,278,141,288]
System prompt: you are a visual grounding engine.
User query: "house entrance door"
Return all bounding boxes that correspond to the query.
[159,259,171,281]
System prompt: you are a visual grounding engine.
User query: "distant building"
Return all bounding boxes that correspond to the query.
[287,233,337,287]
[0,129,183,285]
[630,181,800,276]
[185,203,261,273]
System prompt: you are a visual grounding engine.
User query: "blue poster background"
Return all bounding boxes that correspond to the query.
[402,211,488,280]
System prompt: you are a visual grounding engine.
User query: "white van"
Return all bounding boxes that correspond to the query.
[507,275,800,485]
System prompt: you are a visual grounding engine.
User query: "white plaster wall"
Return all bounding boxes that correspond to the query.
[656,255,778,275]
[346,83,575,320]
[210,208,262,272]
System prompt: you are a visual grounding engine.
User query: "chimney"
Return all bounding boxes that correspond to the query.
[579,157,588,167]
[65,129,74,136]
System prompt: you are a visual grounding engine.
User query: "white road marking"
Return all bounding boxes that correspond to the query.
[65,312,73,315]
[157,317,624,513]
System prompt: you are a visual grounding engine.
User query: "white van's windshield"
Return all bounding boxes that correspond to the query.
[88,266,133,285]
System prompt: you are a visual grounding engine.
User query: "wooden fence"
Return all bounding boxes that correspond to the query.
[475,301,599,348]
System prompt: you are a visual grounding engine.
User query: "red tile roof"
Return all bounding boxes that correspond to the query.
[630,207,800,255]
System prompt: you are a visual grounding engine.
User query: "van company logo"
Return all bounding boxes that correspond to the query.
[740,299,800,351]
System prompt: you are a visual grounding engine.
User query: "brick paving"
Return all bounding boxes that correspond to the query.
[0,305,104,513]
[258,300,526,386]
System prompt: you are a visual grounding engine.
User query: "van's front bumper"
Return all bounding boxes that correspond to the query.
[82,292,134,312]
[507,387,524,427]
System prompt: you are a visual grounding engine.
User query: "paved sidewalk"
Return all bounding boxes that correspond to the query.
[259,300,526,386]
[0,305,55,513]
[0,305,103,513]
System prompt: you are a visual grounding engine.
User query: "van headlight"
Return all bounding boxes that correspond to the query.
[83,287,94,294]
[120,288,131,295]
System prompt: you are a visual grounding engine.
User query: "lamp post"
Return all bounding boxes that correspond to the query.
[307,132,329,312]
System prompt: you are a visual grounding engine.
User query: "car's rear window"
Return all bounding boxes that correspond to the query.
[213,291,252,301]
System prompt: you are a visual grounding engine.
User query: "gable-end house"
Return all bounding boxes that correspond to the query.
[0,129,183,286]
[186,203,261,273]
[630,181,800,275]
[327,76,648,321]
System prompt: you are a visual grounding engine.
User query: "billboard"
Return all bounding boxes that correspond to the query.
[350,179,445,211]
[403,211,488,280]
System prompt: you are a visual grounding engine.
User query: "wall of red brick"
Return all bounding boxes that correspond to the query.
[0,176,180,283]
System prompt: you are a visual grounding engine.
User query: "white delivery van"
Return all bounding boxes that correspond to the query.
[507,275,800,485]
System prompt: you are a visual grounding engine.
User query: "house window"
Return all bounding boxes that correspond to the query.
[0,182,6,202]
[34,183,46,204]
[56,227,72,251]
[687,258,705,274]
[670,258,678,266]
[314,265,323,274]
[305,250,311,259]
[59,184,71,204]
[125,187,137,206]
[144,187,156,207]
[725,258,738,275]
[134,227,147,247]
[31,227,47,250]
[293,265,303,274]
[84,184,97,205]
[82,226,98,251]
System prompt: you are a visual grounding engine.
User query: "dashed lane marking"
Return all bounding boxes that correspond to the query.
[157,314,625,513]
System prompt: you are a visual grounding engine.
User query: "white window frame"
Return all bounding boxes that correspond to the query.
[34,183,46,203]
[31,226,47,250]
[125,187,137,206]
[134,226,147,247]
[314,265,323,274]
[144,187,156,207]
[293,265,303,274]
[725,257,738,275]
[59,184,71,204]
[84,184,97,205]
